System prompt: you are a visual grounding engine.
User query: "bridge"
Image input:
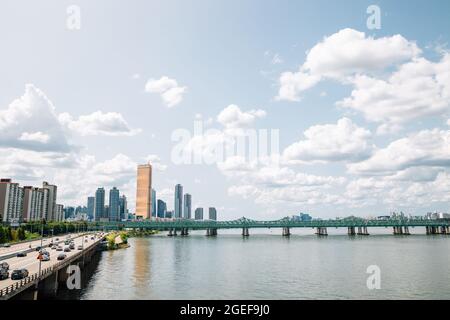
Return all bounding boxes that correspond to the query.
[95,217,450,236]
[0,232,107,300]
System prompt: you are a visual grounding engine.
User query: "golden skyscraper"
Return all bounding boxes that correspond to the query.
[136,163,152,219]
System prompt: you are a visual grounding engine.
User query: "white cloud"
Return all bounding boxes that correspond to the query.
[217,104,266,129]
[283,118,373,163]
[19,131,50,144]
[348,128,450,175]
[277,28,420,101]
[145,76,187,108]
[59,111,140,137]
[0,84,71,152]
[339,54,450,124]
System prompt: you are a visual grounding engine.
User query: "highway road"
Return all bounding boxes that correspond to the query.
[0,232,104,291]
[0,233,86,258]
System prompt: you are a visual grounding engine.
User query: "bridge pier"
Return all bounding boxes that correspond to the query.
[242,228,250,237]
[357,227,369,236]
[348,227,356,236]
[206,228,217,236]
[168,229,173,236]
[282,227,291,237]
[316,227,328,236]
[180,228,189,236]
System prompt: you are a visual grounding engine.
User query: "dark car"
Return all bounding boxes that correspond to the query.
[57,253,66,260]
[35,246,42,251]
[55,238,59,241]
[16,251,27,257]
[11,269,29,280]
[0,268,9,280]
[0,262,9,271]
[69,243,75,250]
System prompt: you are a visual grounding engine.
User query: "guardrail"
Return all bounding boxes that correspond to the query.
[0,237,101,299]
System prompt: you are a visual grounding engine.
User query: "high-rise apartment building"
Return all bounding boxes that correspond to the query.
[195,207,203,220]
[42,181,57,221]
[136,163,152,219]
[0,179,24,223]
[55,204,64,221]
[87,196,95,220]
[174,184,183,219]
[109,187,120,221]
[22,186,43,221]
[151,188,156,218]
[94,187,105,221]
[157,199,167,218]
[184,193,192,219]
[119,195,127,220]
[208,207,217,221]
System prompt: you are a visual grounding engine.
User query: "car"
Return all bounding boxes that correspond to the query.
[57,253,66,260]
[41,254,50,262]
[39,249,50,256]
[11,269,29,280]
[35,246,42,251]
[55,238,59,241]
[0,268,9,280]
[64,241,70,245]
[16,251,27,257]
[77,245,83,250]
[3,243,11,248]
[69,243,75,250]
[51,245,57,250]
[56,246,63,251]
[64,247,71,252]
[85,239,88,243]
[0,262,9,271]
[91,237,94,240]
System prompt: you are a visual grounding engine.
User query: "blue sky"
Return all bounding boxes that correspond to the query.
[1,0,450,220]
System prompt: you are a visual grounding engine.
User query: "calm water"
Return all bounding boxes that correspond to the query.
[68,229,450,300]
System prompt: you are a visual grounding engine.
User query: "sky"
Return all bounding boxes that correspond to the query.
[1,0,450,220]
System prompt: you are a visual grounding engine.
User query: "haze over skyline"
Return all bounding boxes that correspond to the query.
[1,0,450,219]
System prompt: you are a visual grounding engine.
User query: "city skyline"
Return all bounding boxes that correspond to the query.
[1,1,450,220]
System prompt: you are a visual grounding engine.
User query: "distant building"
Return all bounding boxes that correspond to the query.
[195,207,203,220]
[174,184,183,219]
[184,193,192,219]
[136,163,152,219]
[208,207,217,221]
[151,189,156,218]
[0,179,23,223]
[64,206,75,220]
[94,187,105,221]
[87,197,95,220]
[166,210,173,219]
[109,187,120,221]
[157,199,166,218]
[119,195,128,220]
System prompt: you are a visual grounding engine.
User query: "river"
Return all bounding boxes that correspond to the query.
[57,229,450,300]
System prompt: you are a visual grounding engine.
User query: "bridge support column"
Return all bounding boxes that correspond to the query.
[206,228,217,236]
[282,227,290,236]
[393,226,403,235]
[316,227,328,236]
[242,228,250,237]
[180,228,189,236]
[441,226,447,234]
[173,229,178,236]
[168,229,173,236]
[348,227,356,236]
[403,226,410,235]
